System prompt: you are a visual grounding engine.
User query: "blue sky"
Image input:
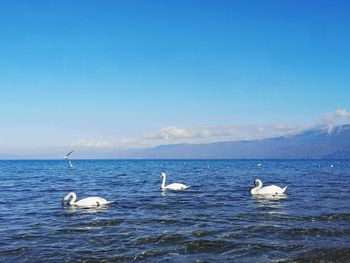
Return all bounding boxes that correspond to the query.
[1,0,350,156]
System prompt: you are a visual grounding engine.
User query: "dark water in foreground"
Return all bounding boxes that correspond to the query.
[0,160,349,262]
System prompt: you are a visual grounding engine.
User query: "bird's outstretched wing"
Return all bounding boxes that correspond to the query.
[64,150,74,159]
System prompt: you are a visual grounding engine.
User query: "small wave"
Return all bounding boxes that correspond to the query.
[0,247,27,256]
[133,249,174,260]
[54,228,93,234]
[283,213,350,222]
[281,227,350,237]
[192,230,214,238]
[79,219,124,228]
[133,233,186,245]
[81,254,134,262]
[181,239,238,253]
[284,247,350,263]
[14,233,43,241]
[116,173,128,176]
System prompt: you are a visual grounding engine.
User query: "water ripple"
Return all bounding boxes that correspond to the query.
[0,160,350,262]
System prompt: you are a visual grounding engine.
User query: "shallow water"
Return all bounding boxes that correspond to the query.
[0,160,349,262]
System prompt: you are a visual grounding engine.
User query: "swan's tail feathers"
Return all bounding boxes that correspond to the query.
[282,185,288,193]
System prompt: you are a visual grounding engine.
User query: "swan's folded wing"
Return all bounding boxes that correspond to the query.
[166,183,189,190]
[258,185,284,195]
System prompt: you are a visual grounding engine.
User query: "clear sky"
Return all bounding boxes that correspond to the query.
[1,0,350,157]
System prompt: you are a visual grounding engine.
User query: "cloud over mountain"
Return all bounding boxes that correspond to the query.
[323,109,350,124]
[72,139,112,148]
[143,124,303,142]
[114,124,350,159]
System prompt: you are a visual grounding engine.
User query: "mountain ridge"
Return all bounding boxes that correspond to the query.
[115,124,350,159]
[1,124,350,160]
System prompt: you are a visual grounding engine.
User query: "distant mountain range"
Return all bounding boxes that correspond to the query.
[115,124,350,159]
[1,124,350,160]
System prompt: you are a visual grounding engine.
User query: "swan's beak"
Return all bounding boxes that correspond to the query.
[61,200,66,206]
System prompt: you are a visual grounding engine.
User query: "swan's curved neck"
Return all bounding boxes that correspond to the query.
[255,180,262,190]
[69,192,77,205]
[161,175,166,188]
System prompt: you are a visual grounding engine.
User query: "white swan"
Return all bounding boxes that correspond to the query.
[251,179,287,195]
[62,192,112,207]
[160,172,188,190]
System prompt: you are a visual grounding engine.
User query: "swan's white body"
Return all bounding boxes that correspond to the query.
[62,192,112,207]
[160,172,188,190]
[251,179,287,195]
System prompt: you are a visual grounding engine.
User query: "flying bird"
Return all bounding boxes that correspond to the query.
[63,150,74,168]
[64,150,74,159]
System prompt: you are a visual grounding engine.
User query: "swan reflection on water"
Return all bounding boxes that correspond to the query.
[252,194,288,212]
[253,194,288,201]
[62,205,110,214]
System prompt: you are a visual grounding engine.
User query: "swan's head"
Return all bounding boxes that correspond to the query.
[254,179,263,187]
[62,192,75,206]
[160,172,167,177]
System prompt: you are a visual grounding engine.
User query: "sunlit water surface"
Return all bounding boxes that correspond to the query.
[0,160,349,262]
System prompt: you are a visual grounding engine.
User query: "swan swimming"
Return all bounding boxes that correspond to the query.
[160,172,189,190]
[251,179,287,195]
[62,192,112,207]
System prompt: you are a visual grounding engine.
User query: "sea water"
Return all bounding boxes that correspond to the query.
[0,160,349,262]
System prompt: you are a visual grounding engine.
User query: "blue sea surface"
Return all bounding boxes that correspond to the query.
[0,160,350,262]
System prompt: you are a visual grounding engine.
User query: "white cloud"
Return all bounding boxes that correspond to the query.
[143,124,302,142]
[71,138,154,150]
[120,138,138,145]
[144,126,216,140]
[72,139,112,148]
[70,109,350,149]
[118,138,152,148]
[322,109,350,124]
[321,109,350,133]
